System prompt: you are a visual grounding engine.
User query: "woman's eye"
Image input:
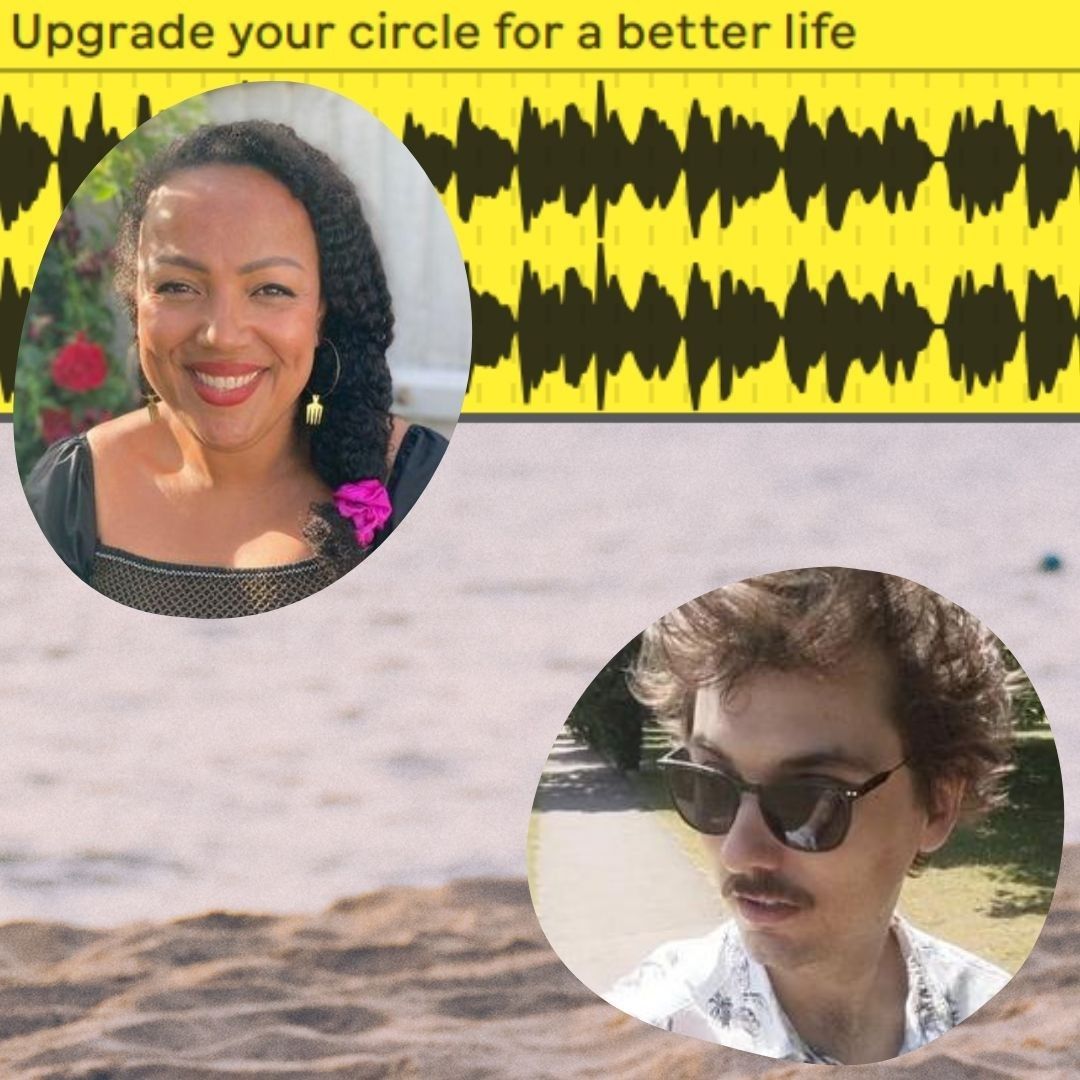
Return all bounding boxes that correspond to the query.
[254,283,296,298]
[155,281,196,296]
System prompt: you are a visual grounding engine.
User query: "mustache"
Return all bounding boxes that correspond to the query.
[722,871,814,909]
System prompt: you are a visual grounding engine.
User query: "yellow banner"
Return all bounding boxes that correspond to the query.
[3,1,1080,415]
[0,2,1073,70]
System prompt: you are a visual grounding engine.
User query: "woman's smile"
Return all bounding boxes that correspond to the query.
[186,362,269,407]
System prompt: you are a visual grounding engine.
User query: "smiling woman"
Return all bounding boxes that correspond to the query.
[20,99,465,618]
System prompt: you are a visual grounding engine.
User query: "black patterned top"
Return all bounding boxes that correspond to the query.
[24,424,447,618]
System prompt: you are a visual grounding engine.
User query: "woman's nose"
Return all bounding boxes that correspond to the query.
[714,793,785,875]
[197,292,250,350]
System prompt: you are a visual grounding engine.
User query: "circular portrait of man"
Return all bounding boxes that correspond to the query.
[529,566,1063,1065]
[15,81,470,619]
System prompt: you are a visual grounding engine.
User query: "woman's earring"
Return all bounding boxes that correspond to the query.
[145,392,161,422]
[305,339,342,427]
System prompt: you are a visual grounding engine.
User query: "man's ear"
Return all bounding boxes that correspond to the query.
[919,775,966,854]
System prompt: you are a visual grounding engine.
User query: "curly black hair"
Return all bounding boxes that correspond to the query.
[113,119,394,573]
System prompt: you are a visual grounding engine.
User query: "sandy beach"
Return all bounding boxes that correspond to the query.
[0,850,1073,1078]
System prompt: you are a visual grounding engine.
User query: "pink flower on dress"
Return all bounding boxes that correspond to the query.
[332,479,392,547]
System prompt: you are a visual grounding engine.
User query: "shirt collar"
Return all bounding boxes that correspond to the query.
[698,915,953,1064]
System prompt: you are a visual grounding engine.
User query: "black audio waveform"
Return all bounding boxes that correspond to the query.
[0,260,30,403]
[467,249,1079,409]
[0,97,51,230]
[0,93,152,229]
[405,86,1080,234]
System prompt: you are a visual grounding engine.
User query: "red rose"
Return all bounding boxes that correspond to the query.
[51,332,107,393]
[40,407,75,444]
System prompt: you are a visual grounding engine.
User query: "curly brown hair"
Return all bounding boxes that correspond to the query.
[633,567,1014,826]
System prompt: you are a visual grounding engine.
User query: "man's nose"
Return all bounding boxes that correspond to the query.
[716,793,785,874]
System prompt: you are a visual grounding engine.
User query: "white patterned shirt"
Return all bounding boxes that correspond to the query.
[605,916,1009,1063]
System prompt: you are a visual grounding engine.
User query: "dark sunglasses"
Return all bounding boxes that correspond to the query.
[658,746,909,853]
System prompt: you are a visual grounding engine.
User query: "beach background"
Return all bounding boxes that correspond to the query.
[1,419,1078,1075]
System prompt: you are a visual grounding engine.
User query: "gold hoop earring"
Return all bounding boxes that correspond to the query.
[305,339,342,427]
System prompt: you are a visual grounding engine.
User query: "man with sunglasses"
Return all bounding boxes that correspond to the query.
[605,568,1014,1064]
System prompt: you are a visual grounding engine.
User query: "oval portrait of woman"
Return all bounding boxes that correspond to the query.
[15,82,470,619]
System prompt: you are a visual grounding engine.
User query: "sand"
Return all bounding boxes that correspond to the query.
[0,852,1073,1079]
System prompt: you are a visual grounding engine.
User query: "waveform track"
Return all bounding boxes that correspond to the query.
[783,263,933,403]
[943,266,1022,392]
[469,250,1080,409]
[784,98,935,230]
[1024,271,1076,396]
[1,260,30,402]
[943,102,1022,223]
[0,93,153,230]
[404,86,1080,234]
[1021,106,1076,227]
[0,97,52,229]
[684,101,779,232]
[57,93,153,208]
